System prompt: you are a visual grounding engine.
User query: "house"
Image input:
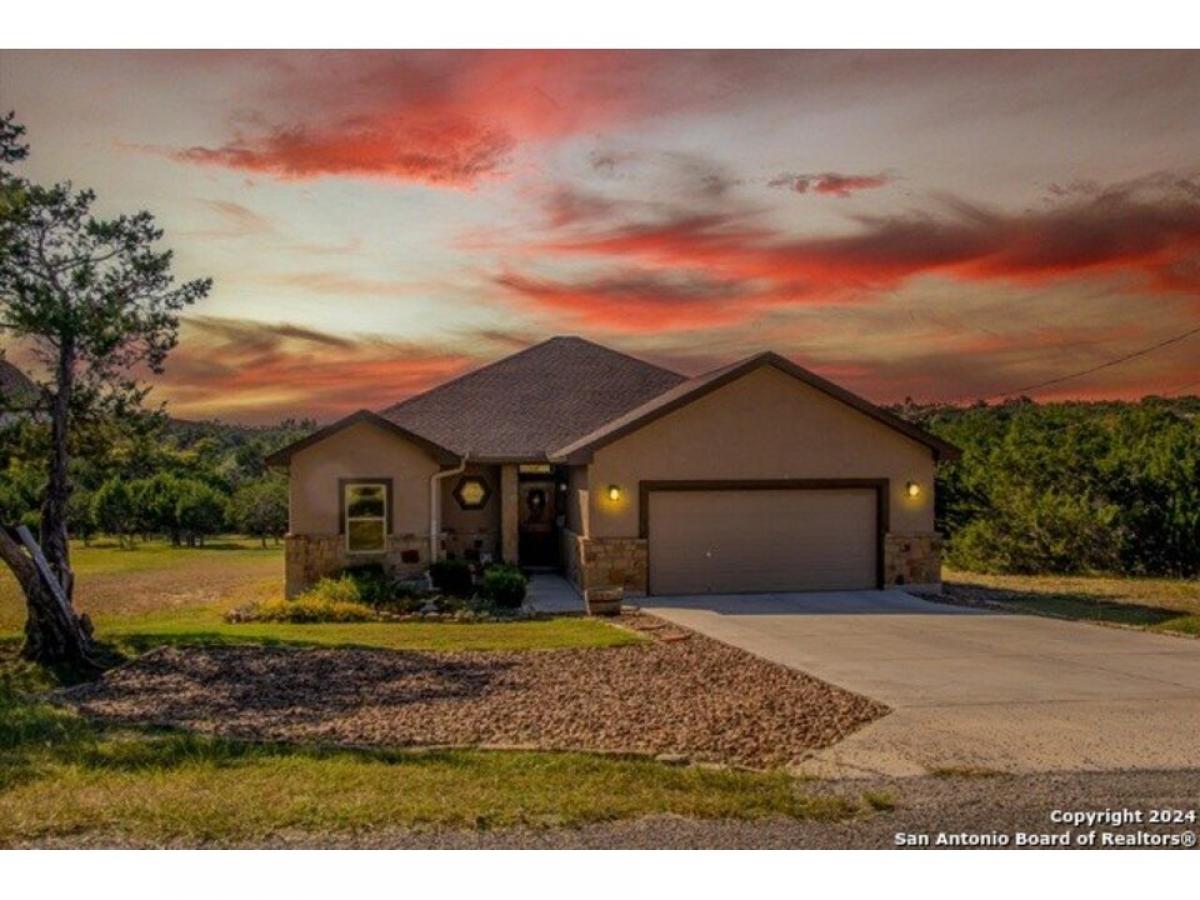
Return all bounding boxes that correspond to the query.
[267,337,959,598]
[0,357,38,426]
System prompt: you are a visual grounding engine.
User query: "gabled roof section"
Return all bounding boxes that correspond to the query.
[265,409,460,468]
[378,337,687,461]
[552,352,962,463]
[0,358,37,412]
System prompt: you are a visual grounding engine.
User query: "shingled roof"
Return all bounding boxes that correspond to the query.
[267,336,959,467]
[0,358,37,412]
[378,337,687,460]
[552,352,961,462]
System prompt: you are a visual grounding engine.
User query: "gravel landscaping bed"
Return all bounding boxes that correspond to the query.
[57,615,887,768]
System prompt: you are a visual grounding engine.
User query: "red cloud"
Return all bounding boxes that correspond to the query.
[176,117,513,186]
[537,177,1200,298]
[168,51,673,187]
[494,270,783,331]
[769,172,892,197]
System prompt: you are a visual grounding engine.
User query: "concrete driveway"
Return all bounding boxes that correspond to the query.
[643,590,1200,777]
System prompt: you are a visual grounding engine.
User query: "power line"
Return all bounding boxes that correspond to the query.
[982,323,1200,402]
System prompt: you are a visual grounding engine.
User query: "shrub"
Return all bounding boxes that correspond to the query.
[481,565,528,609]
[335,563,391,605]
[331,564,429,613]
[945,487,1122,575]
[429,558,473,597]
[226,594,377,624]
[303,574,364,604]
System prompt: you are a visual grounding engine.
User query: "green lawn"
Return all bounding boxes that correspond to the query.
[942,568,1200,636]
[0,537,639,652]
[0,538,867,845]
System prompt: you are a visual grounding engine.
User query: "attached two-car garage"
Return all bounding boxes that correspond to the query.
[645,483,882,595]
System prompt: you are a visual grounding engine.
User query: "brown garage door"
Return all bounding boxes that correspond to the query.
[647,488,879,595]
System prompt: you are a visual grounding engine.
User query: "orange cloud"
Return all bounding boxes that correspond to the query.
[157,317,477,423]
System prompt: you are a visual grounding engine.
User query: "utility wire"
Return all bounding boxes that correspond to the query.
[981,323,1200,402]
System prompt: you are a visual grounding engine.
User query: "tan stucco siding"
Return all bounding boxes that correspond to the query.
[565,464,589,536]
[288,420,441,536]
[439,463,500,536]
[588,365,936,538]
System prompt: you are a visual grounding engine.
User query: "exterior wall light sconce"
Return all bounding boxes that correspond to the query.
[905,481,921,498]
[607,485,622,501]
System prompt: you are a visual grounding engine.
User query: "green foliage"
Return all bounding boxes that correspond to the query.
[429,558,474,597]
[227,593,378,624]
[0,416,315,537]
[226,571,406,623]
[481,565,528,609]
[228,477,288,546]
[901,397,1200,576]
[173,480,227,547]
[65,484,95,544]
[90,478,136,546]
[130,472,183,541]
[0,460,39,526]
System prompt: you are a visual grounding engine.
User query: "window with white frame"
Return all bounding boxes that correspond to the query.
[344,482,388,553]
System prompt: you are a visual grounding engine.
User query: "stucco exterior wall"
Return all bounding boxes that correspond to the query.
[287,419,441,536]
[439,463,501,561]
[564,464,589,535]
[586,365,937,539]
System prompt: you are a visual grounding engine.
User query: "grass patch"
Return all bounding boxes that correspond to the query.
[929,765,1005,779]
[1,540,641,653]
[0,646,855,846]
[861,790,896,812]
[942,568,1200,636]
[97,609,643,654]
[0,537,282,632]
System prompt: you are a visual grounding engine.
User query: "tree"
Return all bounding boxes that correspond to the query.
[66,484,95,547]
[91,478,136,548]
[0,111,211,664]
[229,477,288,547]
[131,473,183,544]
[175,480,226,547]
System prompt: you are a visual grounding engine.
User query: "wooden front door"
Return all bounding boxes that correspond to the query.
[518,479,558,566]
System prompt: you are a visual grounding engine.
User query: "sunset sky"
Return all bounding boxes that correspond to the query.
[3,50,1200,423]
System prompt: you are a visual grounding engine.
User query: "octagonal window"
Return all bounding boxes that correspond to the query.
[453,476,492,510]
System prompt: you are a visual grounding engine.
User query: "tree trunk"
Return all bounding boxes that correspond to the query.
[0,527,95,667]
[40,337,74,600]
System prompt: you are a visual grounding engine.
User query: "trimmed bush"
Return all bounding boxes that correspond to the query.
[482,565,528,609]
[430,559,473,597]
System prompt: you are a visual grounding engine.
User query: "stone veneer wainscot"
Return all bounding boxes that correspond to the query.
[285,533,430,598]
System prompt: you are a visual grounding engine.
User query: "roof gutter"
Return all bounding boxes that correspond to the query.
[429,453,469,564]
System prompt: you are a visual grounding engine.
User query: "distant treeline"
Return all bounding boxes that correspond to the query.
[4,397,1199,577]
[0,413,316,547]
[899,396,1200,577]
